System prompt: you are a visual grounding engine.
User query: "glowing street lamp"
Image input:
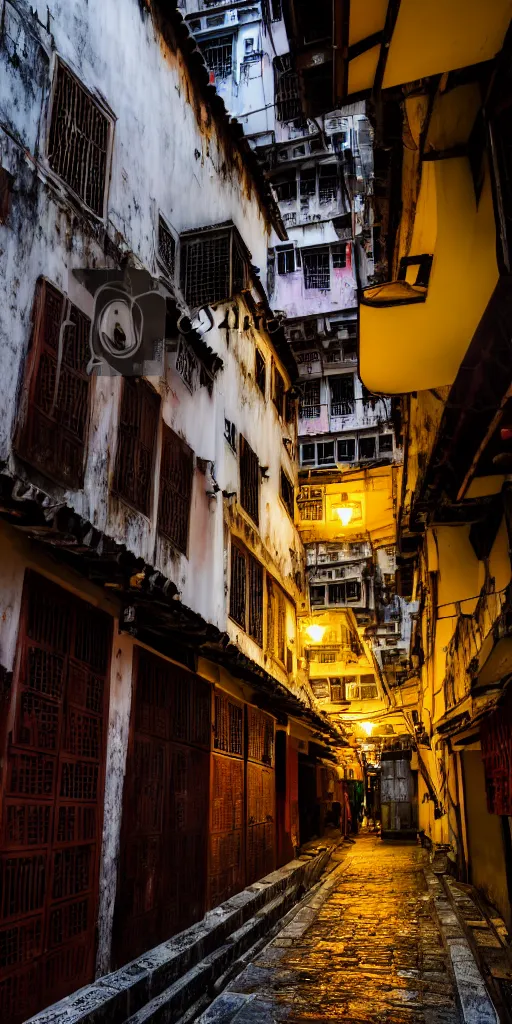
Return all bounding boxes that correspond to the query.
[305,624,326,642]
[360,721,374,736]
[334,504,355,526]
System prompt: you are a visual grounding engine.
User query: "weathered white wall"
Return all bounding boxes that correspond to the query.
[0,0,303,666]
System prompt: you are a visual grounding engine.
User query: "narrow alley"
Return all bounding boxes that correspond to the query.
[2,2,512,1023]
[199,837,465,1024]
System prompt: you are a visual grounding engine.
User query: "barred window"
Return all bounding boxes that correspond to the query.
[280,469,294,519]
[273,363,285,417]
[229,543,263,646]
[266,577,287,662]
[180,225,248,309]
[274,54,301,122]
[328,580,361,604]
[158,216,176,278]
[317,441,335,465]
[48,61,110,217]
[298,499,323,521]
[240,435,259,525]
[303,250,330,290]
[255,349,266,396]
[299,380,321,418]
[319,167,338,203]
[200,35,234,79]
[330,374,354,416]
[158,425,193,554]
[15,279,91,490]
[113,379,160,516]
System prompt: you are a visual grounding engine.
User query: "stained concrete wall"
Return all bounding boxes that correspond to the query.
[0,0,304,666]
[462,750,511,930]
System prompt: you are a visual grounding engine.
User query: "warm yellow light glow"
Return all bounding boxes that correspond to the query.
[334,505,354,526]
[361,721,374,737]
[305,624,326,642]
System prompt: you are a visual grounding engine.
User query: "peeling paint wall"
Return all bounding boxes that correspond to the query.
[0,0,303,649]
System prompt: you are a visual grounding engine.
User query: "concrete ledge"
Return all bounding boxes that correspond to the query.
[424,870,499,1024]
[27,845,337,1024]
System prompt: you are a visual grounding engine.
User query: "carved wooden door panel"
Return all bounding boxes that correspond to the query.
[208,691,245,908]
[112,649,210,967]
[0,571,112,1023]
[246,707,275,886]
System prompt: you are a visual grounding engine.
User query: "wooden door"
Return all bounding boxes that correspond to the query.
[0,572,112,1022]
[246,707,275,885]
[208,690,245,908]
[112,649,211,967]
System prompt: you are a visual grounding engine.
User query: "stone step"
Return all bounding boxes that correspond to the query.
[26,844,339,1024]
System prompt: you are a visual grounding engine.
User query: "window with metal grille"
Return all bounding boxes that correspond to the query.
[200,35,233,79]
[299,499,323,521]
[300,168,316,198]
[255,349,266,395]
[319,166,338,203]
[330,680,345,703]
[338,438,356,461]
[303,250,330,290]
[274,176,297,202]
[180,225,248,309]
[379,433,393,454]
[317,441,335,465]
[214,691,244,756]
[330,375,354,416]
[113,379,160,516]
[48,61,110,218]
[229,543,263,646]
[274,55,302,122]
[276,245,296,274]
[280,469,294,518]
[361,684,378,699]
[299,380,321,418]
[328,580,361,604]
[359,436,376,460]
[16,279,91,490]
[158,425,193,554]
[332,246,347,268]
[239,435,259,525]
[273,363,285,417]
[158,216,176,278]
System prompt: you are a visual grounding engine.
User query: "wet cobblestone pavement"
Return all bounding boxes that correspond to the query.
[200,836,464,1024]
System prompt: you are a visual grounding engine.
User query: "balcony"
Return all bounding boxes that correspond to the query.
[359,157,499,394]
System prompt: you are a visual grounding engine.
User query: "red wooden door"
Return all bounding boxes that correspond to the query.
[246,707,275,885]
[208,691,245,908]
[0,572,112,1023]
[112,649,211,967]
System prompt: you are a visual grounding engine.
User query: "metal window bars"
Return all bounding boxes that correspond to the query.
[48,61,109,217]
[200,35,234,79]
[15,279,91,490]
[239,435,259,525]
[158,425,193,554]
[158,217,176,278]
[113,379,160,516]
[299,380,321,418]
[180,224,248,310]
[303,250,330,290]
[229,544,263,646]
[273,54,302,122]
